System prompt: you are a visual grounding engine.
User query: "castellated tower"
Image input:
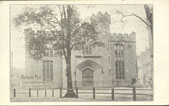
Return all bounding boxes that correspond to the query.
[68,12,112,88]
[24,28,62,88]
[90,11,111,44]
[70,12,137,88]
[110,32,137,86]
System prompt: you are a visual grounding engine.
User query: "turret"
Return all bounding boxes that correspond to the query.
[90,11,111,44]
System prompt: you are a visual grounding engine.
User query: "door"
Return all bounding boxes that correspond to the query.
[82,68,94,87]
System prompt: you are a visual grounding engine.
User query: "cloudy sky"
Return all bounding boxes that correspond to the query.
[11,4,152,69]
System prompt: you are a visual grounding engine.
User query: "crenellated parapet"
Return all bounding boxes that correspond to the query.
[91,11,111,26]
[110,32,136,42]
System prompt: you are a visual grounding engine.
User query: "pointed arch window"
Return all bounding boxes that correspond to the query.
[114,43,125,79]
[43,60,53,81]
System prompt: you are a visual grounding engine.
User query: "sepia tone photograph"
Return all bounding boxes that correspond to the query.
[1,105,169,106]
[10,4,153,102]
[2,105,169,106]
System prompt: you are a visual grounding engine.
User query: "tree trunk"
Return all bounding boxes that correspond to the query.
[63,52,76,98]
[63,5,76,98]
[144,5,153,58]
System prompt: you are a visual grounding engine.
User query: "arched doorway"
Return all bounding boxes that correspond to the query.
[76,59,103,87]
[82,67,94,87]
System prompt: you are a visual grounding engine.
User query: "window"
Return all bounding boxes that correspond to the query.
[44,50,49,57]
[43,60,53,81]
[114,43,125,79]
[50,50,53,57]
[82,45,92,54]
[44,50,54,57]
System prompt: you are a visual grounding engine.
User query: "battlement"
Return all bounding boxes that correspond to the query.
[110,32,136,42]
[91,11,111,25]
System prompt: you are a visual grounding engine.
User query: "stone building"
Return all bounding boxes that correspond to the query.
[22,12,137,89]
[138,48,153,88]
[23,29,62,88]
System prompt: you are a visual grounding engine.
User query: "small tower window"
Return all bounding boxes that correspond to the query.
[82,45,92,54]
[44,50,54,57]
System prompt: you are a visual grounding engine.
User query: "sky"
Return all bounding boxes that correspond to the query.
[11,4,152,69]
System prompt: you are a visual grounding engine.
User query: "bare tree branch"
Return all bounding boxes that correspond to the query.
[132,13,151,27]
[113,10,151,27]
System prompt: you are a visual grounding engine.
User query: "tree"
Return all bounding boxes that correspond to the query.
[112,5,153,57]
[14,5,103,97]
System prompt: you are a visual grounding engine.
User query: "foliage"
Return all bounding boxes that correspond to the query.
[14,5,102,60]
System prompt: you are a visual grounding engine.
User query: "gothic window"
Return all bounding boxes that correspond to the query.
[114,43,125,79]
[43,60,53,81]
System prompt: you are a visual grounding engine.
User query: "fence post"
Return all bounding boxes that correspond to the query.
[151,94,153,100]
[111,87,114,100]
[45,89,47,97]
[13,88,16,97]
[37,90,39,97]
[60,88,62,98]
[29,88,31,97]
[93,87,95,99]
[76,87,78,98]
[133,87,136,101]
[52,89,54,97]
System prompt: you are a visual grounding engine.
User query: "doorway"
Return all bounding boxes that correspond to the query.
[82,68,94,87]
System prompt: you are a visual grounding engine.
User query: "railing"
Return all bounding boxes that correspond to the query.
[11,87,153,101]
